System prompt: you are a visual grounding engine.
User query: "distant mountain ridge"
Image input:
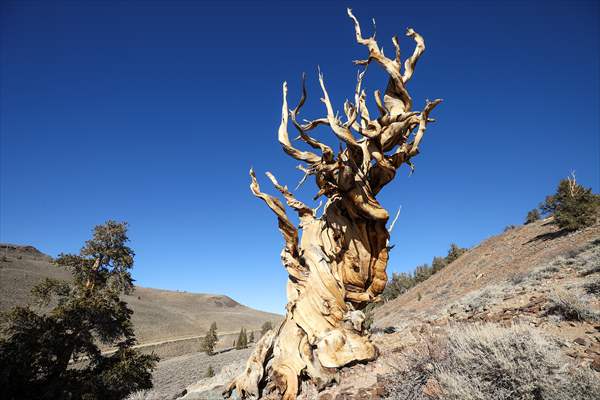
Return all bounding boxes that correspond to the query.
[0,244,281,345]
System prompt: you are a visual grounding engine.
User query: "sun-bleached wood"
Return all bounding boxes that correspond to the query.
[224,9,441,400]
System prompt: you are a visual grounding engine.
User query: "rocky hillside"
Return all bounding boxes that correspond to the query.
[174,218,600,400]
[0,244,280,346]
[374,217,600,328]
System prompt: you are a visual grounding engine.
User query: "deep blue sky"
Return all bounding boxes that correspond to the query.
[1,0,598,314]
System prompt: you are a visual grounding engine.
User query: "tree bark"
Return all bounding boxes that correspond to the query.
[224,8,441,400]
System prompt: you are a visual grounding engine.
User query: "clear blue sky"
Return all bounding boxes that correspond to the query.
[1,0,598,314]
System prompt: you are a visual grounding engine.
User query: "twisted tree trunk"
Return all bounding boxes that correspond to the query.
[224,9,441,400]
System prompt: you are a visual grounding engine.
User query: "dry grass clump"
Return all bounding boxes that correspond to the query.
[382,324,599,400]
[584,279,600,296]
[580,259,600,277]
[545,290,600,322]
[576,241,600,276]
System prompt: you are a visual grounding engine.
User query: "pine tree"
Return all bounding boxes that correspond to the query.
[200,322,218,356]
[381,272,415,301]
[431,256,447,273]
[0,221,158,400]
[414,263,432,283]
[525,209,540,224]
[540,174,599,231]
[249,330,255,343]
[235,328,248,349]
[446,243,467,264]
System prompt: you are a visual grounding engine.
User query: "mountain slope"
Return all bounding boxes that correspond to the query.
[0,244,280,345]
[374,218,600,328]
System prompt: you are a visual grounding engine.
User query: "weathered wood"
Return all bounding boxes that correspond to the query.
[224,8,441,400]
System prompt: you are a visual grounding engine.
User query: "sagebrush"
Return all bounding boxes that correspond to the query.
[383,324,600,400]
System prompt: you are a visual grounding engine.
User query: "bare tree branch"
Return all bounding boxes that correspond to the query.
[407,98,442,156]
[289,74,334,162]
[403,28,425,83]
[249,169,306,282]
[347,8,412,114]
[278,82,321,164]
[318,69,360,147]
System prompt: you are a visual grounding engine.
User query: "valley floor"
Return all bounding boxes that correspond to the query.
[129,347,252,400]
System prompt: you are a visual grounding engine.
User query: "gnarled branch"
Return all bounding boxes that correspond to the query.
[278,82,321,164]
[226,9,441,400]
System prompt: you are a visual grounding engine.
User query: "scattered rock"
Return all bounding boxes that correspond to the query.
[574,337,587,346]
[422,377,443,398]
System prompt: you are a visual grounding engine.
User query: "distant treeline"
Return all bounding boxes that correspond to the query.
[381,243,467,303]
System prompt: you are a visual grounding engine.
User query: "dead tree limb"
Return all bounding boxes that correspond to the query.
[224,8,441,400]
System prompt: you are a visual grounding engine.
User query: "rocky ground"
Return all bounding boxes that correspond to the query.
[128,347,253,400]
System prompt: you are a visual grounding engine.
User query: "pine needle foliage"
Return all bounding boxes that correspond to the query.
[540,174,599,232]
[0,221,158,400]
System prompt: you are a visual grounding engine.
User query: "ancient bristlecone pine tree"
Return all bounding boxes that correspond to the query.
[225,9,441,400]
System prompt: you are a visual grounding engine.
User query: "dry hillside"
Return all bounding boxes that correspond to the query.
[0,244,280,346]
[175,218,600,400]
[374,218,600,328]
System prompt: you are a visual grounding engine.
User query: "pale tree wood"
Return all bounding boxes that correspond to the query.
[224,8,441,400]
